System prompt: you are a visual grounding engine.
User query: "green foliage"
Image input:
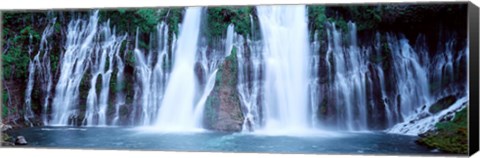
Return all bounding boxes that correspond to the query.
[2,133,12,142]
[3,41,33,80]
[308,6,327,40]
[347,6,383,31]
[324,5,383,32]
[436,107,468,131]
[417,107,468,154]
[308,6,327,30]
[2,12,56,81]
[309,6,327,28]
[158,8,183,36]
[206,6,253,40]
[124,50,136,67]
[135,9,158,29]
[2,106,8,118]
[329,17,349,32]
[2,47,30,79]
[99,8,163,34]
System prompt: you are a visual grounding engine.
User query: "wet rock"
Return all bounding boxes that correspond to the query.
[204,50,244,132]
[1,142,15,146]
[1,123,13,132]
[15,136,28,145]
[417,112,430,120]
[429,96,457,114]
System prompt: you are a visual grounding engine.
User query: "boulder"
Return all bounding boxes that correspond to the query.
[15,136,28,145]
[204,50,244,132]
[1,123,12,132]
[429,96,457,114]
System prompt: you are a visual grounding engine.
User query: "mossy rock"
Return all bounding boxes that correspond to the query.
[416,107,468,154]
[203,50,244,132]
[429,96,457,114]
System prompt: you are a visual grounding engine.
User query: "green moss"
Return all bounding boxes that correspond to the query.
[319,98,328,115]
[429,96,457,114]
[369,54,387,63]
[2,133,12,142]
[225,47,238,86]
[204,92,218,129]
[417,107,468,154]
[2,100,8,117]
[215,66,223,83]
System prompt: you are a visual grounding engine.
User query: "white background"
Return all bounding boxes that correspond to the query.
[0,0,479,158]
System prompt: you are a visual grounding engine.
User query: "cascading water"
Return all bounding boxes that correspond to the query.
[19,6,465,135]
[309,30,321,128]
[326,22,369,131]
[83,21,126,126]
[24,18,57,126]
[256,5,311,132]
[111,40,128,126]
[155,7,203,131]
[236,36,261,132]
[193,24,235,127]
[387,34,468,135]
[371,32,395,127]
[319,21,443,131]
[386,33,431,119]
[50,11,100,126]
[429,37,468,97]
[236,14,264,132]
[24,35,35,126]
[132,22,171,126]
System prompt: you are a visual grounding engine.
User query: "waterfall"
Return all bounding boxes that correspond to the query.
[387,34,467,135]
[256,5,311,132]
[50,15,126,126]
[39,25,55,126]
[50,11,99,126]
[22,7,465,133]
[83,21,126,126]
[237,34,263,132]
[429,37,467,97]
[386,33,431,119]
[322,22,435,131]
[49,11,129,126]
[155,7,203,131]
[24,18,57,126]
[193,24,235,128]
[327,22,369,130]
[112,40,129,126]
[24,35,35,126]
[132,22,170,126]
[237,14,264,132]
[309,30,321,128]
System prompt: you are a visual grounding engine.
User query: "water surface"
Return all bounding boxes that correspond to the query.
[6,127,451,155]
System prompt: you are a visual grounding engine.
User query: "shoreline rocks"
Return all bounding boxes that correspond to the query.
[15,136,28,145]
[1,123,13,132]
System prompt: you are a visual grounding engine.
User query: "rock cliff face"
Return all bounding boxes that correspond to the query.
[203,51,244,132]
